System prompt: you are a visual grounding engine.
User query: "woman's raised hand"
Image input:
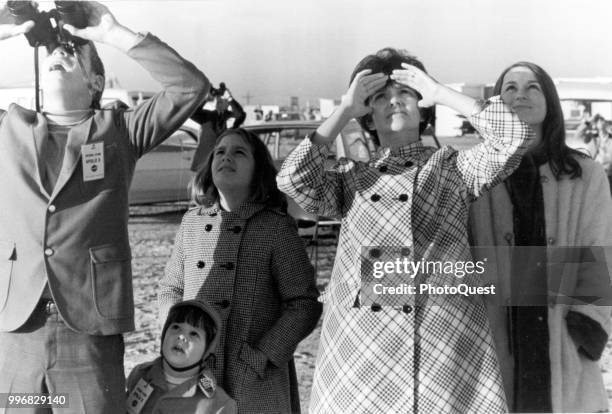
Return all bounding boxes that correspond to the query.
[391,63,440,107]
[340,69,387,118]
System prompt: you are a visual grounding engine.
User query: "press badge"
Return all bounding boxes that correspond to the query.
[81,142,104,181]
[126,378,154,414]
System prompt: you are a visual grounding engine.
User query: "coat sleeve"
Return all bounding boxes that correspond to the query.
[276,136,353,218]
[121,33,209,158]
[158,214,188,322]
[250,215,322,372]
[456,96,533,199]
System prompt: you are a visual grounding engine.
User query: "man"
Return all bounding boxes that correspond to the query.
[189,86,246,171]
[0,2,208,413]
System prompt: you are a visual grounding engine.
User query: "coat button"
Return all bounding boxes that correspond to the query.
[547,237,556,245]
[401,247,411,257]
[44,248,54,257]
[378,165,388,173]
[370,194,381,202]
[205,224,212,232]
[398,194,408,202]
[232,226,242,233]
[197,261,205,269]
[404,161,413,167]
[369,248,381,258]
[218,300,230,309]
[402,305,413,314]
[371,303,382,312]
[48,205,56,213]
[504,232,513,244]
[541,175,549,183]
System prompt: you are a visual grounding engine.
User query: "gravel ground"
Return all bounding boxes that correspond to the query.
[125,204,612,412]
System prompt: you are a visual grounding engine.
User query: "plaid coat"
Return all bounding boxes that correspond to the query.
[277,97,532,413]
[159,202,322,414]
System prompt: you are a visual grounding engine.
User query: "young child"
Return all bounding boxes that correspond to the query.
[159,128,322,413]
[126,300,237,414]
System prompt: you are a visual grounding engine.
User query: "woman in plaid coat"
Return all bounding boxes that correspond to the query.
[277,48,533,413]
[159,128,322,414]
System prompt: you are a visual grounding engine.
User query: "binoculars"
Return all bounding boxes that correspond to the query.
[7,1,88,52]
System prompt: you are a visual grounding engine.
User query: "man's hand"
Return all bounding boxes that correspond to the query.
[339,69,387,119]
[0,3,34,41]
[62,1,139,52]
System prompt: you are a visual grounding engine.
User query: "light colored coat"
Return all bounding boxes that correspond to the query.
[159,203,322,414]
[0,34,208,334]
[470,156,612,413]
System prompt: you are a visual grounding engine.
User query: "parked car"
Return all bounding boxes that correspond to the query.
[129,124,198,204]
[244,120,375,227]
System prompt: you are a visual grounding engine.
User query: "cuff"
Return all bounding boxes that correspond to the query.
[566,310,608,360]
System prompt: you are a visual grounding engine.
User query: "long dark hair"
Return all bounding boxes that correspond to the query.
[190,128,287,210]
[493,61,583,179]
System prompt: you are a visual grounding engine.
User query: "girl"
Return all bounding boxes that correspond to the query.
[159,128,322,414]
[470,62,612,413]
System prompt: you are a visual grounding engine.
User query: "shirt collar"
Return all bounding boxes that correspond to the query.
[372,141,427,162]
[198,200,267,220]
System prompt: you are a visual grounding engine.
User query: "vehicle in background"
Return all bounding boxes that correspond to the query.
[129,124,199,204]
[245,120,375,227]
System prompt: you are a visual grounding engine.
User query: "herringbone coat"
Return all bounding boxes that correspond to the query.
[159,202,322,414]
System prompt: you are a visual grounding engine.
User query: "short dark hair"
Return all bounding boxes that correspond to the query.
[493,61,583,179]
[349,47,434,144]
[164,305,217,351]
[77,41,105,110]
[190,128,287,210]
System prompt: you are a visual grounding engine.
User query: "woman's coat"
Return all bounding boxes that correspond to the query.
[470,157,612,413]
[159,202,322,414]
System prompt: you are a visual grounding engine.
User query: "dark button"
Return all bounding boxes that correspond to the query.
[378,165,388,173]
[371,303,382,312]
[404,161,414,167]
[197,261,205,269]
[541,175,549,183]
[401,247,411,257]
[221,262,235,270]
[205,224,213,232]
[402,305,413,314]
[231,226,242,234]
[369,248,381,259]
[370,194,381,202]
[398,194,408,202]
[217,300,230,309]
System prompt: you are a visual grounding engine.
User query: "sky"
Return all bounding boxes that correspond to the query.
[2,0,612,106]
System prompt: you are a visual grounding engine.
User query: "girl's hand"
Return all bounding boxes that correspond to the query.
[391,63,440,107]
[339,69,387,118]
[0,3,34,41]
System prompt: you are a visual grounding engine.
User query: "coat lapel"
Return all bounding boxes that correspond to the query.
[50,116,93,201]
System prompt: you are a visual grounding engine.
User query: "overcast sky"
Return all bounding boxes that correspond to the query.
[2,0,611,106]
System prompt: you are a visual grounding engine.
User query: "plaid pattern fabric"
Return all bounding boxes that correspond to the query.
[277,97,533,414]
[159,203,322,414]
